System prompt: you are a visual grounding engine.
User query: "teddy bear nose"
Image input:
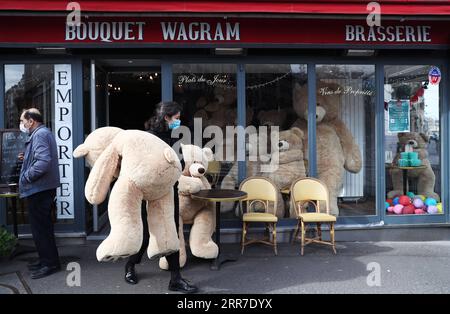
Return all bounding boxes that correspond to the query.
[278,142,283,147]
[198,167,205,174]
[409,141,415,145]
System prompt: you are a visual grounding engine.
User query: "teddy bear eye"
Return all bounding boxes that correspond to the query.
[278,140,289,150]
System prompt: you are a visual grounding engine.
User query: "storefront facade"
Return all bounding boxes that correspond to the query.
[0,1,449,237]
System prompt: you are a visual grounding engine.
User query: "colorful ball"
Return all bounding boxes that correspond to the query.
[425,198,437,207]
[416,195,426,201]
[399,195,411,206]
[393,197,400,205]
[403,204,415,215]
[437,203,443,214]
[415,208,426,215]
[387,206,394,213]
[413,198,424,208]
[386,199,393,206]
[427,205,438,214]
[406,192,415,198]
[393,204,404,215]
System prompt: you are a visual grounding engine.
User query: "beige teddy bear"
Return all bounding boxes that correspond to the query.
[388,132,439,200]
[292,82,362,216]
[159,144,218,269]
[263,127,307,217]
[73,127,182,262]
[194,87,253,128]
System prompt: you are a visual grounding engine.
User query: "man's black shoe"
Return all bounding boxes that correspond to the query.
[168,278,199,294]
[30,265,61,279]
[27,260,41,271]
[124,263,138,285]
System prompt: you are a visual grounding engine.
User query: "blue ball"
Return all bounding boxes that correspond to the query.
[393,197,400,205]
[385,202,390,209]
[425,198,437,207]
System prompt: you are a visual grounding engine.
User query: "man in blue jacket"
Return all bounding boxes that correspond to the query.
[18,108,61,279]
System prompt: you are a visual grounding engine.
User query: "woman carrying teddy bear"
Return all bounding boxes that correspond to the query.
[125,101,198,294]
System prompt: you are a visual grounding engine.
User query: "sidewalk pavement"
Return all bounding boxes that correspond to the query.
[1,239,450,294]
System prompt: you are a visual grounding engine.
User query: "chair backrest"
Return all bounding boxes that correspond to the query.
[239,176,278,216]
[290,177,330,215]
[205,160,221,187]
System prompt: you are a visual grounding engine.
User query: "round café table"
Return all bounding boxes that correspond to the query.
[191,189,247,270]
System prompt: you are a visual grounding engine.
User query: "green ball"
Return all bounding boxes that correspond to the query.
[406,192,415,198]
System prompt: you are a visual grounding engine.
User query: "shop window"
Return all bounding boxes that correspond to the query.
[228,64,307,219]
[384,65,442,216]
[173,64,238,219]
[316,65,376,217]
[3,64,74,225]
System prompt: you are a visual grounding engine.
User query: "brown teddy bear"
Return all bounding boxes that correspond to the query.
[292,82,362,216]
[387,132,439,200]
[159,144,218,270]
[263,127,307,217]
[194,86,253,128]
[73,127,182,262]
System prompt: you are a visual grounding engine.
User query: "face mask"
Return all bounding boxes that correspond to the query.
[168,119,181,130]
[20,122,29,134]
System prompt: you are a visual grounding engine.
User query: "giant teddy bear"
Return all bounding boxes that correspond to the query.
[73,127,182,262]
[291,82,362,216]
[159,143,218,270]
[264,127,307,218]
[387,132,439,201]
[194,86,253,128]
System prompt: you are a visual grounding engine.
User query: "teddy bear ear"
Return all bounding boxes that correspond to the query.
[202,147,214,162]
[163,147,178,164]
[291,127,304,139]
[73,144,88,158]
[420,133,430,142]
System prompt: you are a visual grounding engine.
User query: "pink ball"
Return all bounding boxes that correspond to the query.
[393,204,404,215]
[387,206,395,213]
[403,204,415,215]
[413,198,424,208]
[427,205,438,214]
[399,195,411,206]
[415,208,426,215]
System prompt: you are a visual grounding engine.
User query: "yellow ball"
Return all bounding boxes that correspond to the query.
[437,203,443,214]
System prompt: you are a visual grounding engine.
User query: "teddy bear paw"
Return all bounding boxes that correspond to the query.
[96,236,141,262]
[190,241,219,259]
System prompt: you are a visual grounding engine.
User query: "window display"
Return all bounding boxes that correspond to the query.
[312,65,376,217]
[384,65,442,215]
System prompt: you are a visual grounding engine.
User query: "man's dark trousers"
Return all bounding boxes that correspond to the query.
[26,188,60,267]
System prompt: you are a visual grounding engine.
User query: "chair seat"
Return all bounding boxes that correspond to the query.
[243,212,278,223]
[298,213,336,222]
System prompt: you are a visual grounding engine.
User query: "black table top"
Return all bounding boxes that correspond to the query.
[191,189,247,202]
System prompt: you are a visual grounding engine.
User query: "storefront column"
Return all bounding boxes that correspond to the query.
[237,63,246,183]
[0,61,5,228]
[307,63,317,177]
[161,62,173,102]
[376,63,386,223]
[442,62,450,224]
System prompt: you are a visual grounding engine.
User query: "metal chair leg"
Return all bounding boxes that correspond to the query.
[330,223,337,254]
[317,222,322,241]
[300,220,305,256]
[273,223,277,256]
[241,222,247,255]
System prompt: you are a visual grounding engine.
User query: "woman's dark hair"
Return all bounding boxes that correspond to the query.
[146,101,182,132]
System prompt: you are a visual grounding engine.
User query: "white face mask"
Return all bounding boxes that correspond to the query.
[20,122,29,134]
